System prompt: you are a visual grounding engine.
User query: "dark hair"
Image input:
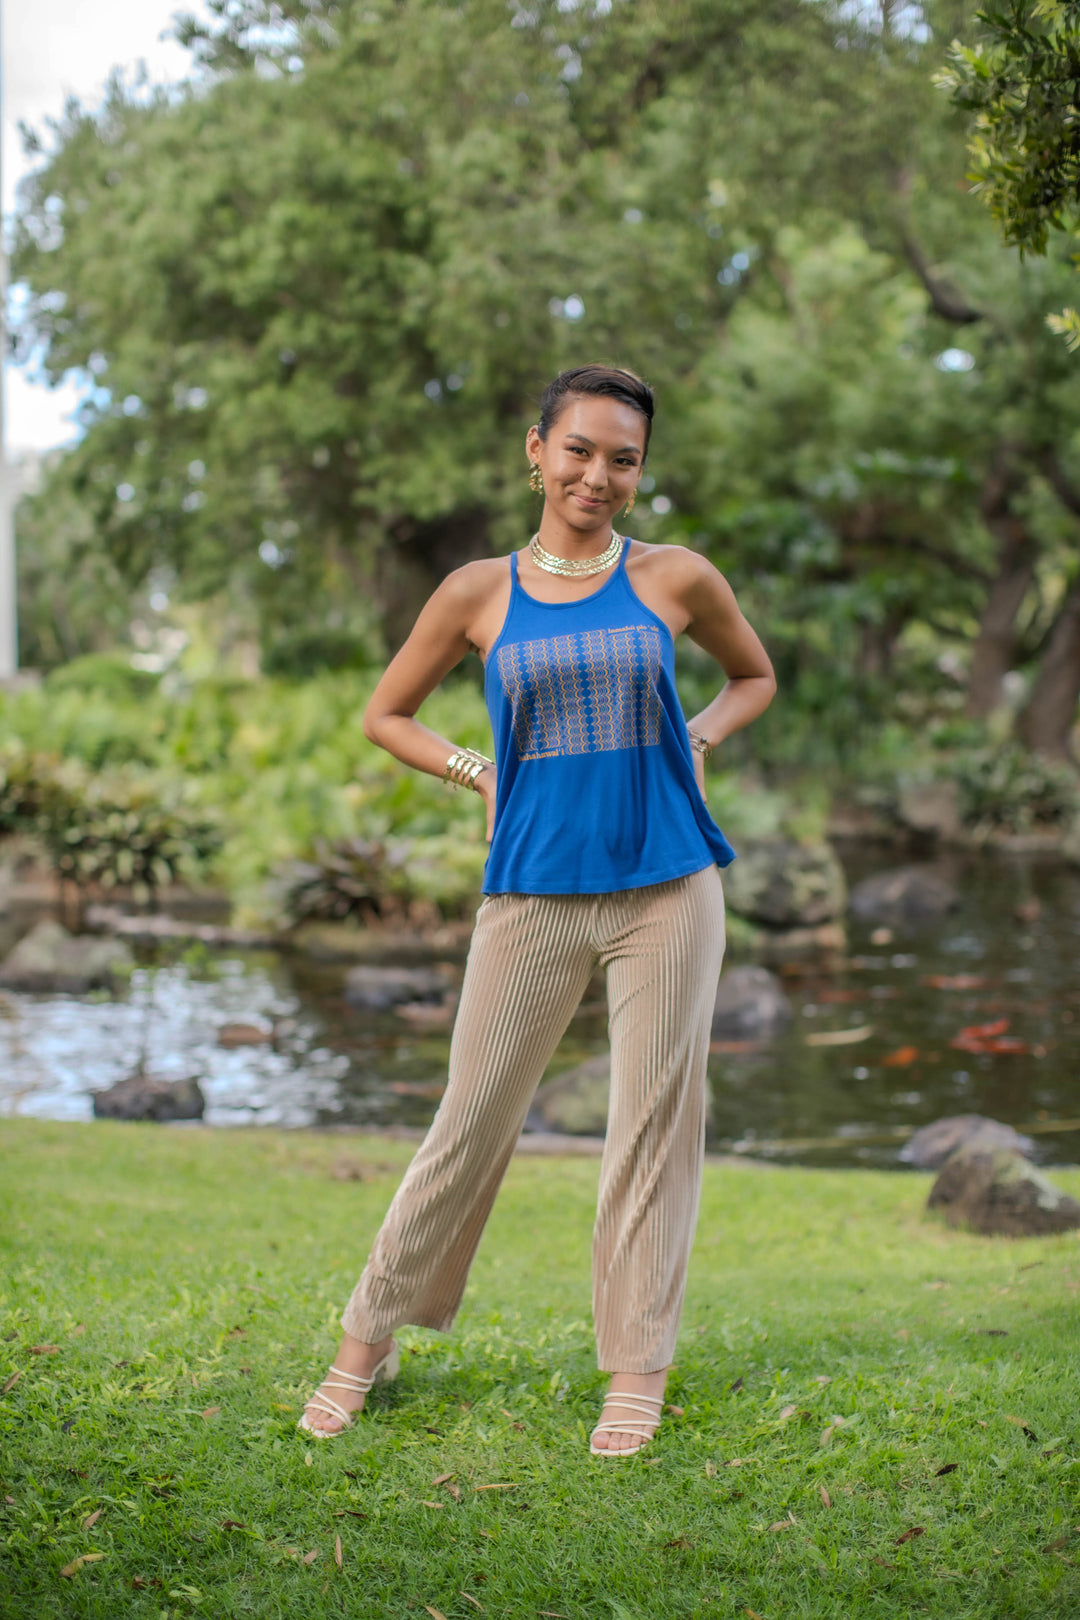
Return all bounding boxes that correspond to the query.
[537,365,655,455]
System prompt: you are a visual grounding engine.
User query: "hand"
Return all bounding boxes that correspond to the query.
[692,748,707,803]
[475,766,497,842]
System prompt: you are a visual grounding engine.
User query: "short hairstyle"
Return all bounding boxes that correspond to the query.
[537,364,655,455]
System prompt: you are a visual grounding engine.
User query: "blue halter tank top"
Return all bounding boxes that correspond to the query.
[481,545,736,895]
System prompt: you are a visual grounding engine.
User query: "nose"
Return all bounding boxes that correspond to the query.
[582,456,607,490]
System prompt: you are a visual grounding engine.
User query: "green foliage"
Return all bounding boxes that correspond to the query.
[34,770,222,901]
[948,738,1080,831]
[3,1120,1080,1618]
[0,669,493,918]
[940,2,1080,255]
[0,742,221,901]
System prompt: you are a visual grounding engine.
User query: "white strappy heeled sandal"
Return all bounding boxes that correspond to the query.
[589,1390,665,1458]
[297,1339,400,1438]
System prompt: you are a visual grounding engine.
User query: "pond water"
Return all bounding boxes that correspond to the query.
[1,847,1078,1169]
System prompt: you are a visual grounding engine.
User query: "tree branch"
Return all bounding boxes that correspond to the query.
[1037,446,1080,521]
[898,225,985,326]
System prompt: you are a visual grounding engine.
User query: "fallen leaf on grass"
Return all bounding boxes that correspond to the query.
[819,1427,835,1447]
[2,1372,21,1395]
[779,1404,799,1420]
[665,1537,693,1550]
[813,1375,832,1386]
[60,1553,106,1577]
[474,1483,517,1492]
[332,1509,367,1520]
[744,1609,764,1619]
[61,1418,77,1434]
[538,1613,568,1619]
[200,1406,221,1419]
[431,1472,455,1487]
[425,1608,449,1620]
[729,1376,745,1393]
[1005,1416,1040,1442]
[421,1501,445,1509]
[334,1535,342,1572]
[81,1509,102,1530]
[460,1594,483,1612]
[872,1556,897,1569]
[895,1526,926,1544]
[4,1496,15,1506]
[979,1329,1008,1337]
[819,1486,831,1508]
[705,1461,718,1478]
[303,1549,318,1565]
[70,1324,86,1336]
[30,1344,59,1355]
[664,1404,685,1416]
[935,1464,959,1477]
[768,1514,797,1532]
[805,1024,873,1047]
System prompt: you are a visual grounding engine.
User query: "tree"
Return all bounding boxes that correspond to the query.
[940,2,1080,346]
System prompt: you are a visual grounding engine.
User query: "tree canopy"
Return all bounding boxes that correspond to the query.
[13,1,1080,758]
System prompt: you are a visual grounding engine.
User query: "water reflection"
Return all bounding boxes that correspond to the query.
[1,849,1079,1167]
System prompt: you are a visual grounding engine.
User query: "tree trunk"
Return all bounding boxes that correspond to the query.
[1015,574,1080,761]
[965,454,1036,720]
[375,506,492,657]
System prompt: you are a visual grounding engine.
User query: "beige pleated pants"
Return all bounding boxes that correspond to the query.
[342,863,725,1373]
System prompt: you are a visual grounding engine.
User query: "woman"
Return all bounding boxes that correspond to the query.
[300,364,775,1456]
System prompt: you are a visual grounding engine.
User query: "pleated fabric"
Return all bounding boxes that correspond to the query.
[341,863,725,1373]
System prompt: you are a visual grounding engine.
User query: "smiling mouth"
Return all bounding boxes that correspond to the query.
[573,493,605,507]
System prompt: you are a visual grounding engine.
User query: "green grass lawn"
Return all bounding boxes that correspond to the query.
[1,1121,1078,1619]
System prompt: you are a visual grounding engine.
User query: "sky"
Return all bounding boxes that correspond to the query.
[4,0,213,456]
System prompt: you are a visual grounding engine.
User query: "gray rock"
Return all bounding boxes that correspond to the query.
[92,1074,205,1122]
[344,964,449,1010]
[528,1055,611,1136]
[712,966,792,1039]
[0,918,134,993]
[901,1114,1034,1170]
[849,865,959,921]
[927,1144,1080,1237]
[897,781,962,841]
[723,840,847,928]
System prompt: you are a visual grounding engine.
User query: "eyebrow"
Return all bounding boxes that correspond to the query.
[563,432,642,455]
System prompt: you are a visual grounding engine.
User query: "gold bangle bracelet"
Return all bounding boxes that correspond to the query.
[442,746,494,791]
[687,728,713,759]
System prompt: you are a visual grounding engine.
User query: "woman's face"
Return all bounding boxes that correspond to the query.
[526,395,646,533]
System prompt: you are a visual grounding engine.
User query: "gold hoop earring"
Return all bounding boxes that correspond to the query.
[529,463,544,495]
[623,488,637,516]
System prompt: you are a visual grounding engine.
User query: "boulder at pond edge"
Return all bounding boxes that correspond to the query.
[722,839,847,928]
[528,1055,611,1136]
[0,919,133,993]
[901,1114,1035,1170]
[711,965,792,1040]
[344,964,451,1011]
[850,865,959,922]
[927,1144,1080,1237]
[92,1074,206,1122]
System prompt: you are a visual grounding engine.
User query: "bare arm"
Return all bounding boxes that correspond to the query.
[677,553,777,793]
[362,565,498,835]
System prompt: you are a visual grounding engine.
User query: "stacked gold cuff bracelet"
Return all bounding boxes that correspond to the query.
[687,728,713,758]
[443,746,494,790]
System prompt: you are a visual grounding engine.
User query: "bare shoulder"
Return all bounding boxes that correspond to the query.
[430,555,512,613]
[626,540,733,599]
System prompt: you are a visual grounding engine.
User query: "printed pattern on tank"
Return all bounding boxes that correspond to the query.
[496,625,663,760]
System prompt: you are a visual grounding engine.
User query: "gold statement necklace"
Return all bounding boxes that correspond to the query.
[529,529,623,578]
